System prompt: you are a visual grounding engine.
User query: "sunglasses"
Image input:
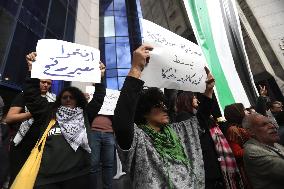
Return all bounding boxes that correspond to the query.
[153,102,168,111]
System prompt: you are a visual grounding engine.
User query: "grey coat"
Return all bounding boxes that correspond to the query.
[244,138,284,189]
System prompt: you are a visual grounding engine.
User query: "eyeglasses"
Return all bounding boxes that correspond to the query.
[61,95,74,100]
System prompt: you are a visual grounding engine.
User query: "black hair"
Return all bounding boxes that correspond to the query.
[52,87,87,117]
[224,103,245,125]
[135,87,166,125]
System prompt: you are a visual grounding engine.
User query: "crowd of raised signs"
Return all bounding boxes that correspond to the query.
[0,44,284,189]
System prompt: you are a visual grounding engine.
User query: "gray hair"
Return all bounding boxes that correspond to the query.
[242,113,262,129]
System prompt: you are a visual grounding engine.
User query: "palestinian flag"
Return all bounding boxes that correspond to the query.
[183,0,258,112]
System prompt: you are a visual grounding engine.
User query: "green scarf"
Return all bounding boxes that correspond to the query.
[139,124,190,188]
[139,124,189,165]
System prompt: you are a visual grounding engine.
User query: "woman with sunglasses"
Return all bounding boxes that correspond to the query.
[21,57,105,189]
[113,44,215,189]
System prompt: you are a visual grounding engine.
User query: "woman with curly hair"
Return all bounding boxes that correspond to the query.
[16,56,105,189]
[113,44,215,189]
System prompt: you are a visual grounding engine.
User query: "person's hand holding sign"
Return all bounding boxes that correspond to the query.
[128,44,153,79]
[204,67,215,99]
[26,52,37,71]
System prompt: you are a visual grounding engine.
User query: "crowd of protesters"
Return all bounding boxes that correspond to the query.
[0,44,284,189]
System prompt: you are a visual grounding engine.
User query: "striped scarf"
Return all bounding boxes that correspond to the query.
[209,125,244,189]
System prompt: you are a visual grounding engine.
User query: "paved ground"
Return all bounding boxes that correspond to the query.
[96,173,133,189]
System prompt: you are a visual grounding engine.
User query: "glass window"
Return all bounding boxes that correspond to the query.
[116,42,131,68]
[22,0,50,24]
[115,16,128,36]
[116,37,129,43]
[104,37,115,44]
[19,6,44,37]
[104,43,117,69]
[69,0,78,13]
[0,7,16,70]
[103,16,115,37]
[45,29,58,39]
[3,22,39,86]
[113,0,126,16]
[106,69,118,77]
[117,69,129,77]
[47,0,67,39]
[118,76,126,90]
[0,0,20,16]
[100,0,113,12]
[64,10,76,42]
[106,77,118,90]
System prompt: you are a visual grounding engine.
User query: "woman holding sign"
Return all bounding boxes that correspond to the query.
[113,44,215,189]
[14,56,107,189]
[7,52,56,187]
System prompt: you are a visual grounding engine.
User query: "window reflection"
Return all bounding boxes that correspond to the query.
[100,0,142,91]
[47,0,67,39]
[107,77,118,90]
[105,43,117,69]
[104,16,115,37]
[116,43,131,68]
[0,7,15,69]
[22,0,50,24]
[113,0,126,16]
[106,69,118,78]
[117,69,129,77]
[115,16,129,36]
[0,0,78,91]
[3,22,39,85]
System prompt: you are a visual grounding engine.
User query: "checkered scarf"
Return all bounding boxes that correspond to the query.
[56,106,91,153]
[209,125,244,189]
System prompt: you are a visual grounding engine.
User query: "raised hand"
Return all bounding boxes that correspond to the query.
[204,67,215,98]
[128,44,153,78]
[99,61,106,78]
[26,52,37,71]
[259,85,268,97]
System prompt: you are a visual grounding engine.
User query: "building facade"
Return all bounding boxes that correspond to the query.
[0,0,78,109]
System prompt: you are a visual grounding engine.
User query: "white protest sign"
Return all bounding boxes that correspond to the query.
[86,85,96,102]
[32,39,101,82]
[140,19,207,92]
[98,89,120,115]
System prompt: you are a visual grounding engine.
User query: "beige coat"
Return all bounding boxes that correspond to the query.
[244,138,284,189]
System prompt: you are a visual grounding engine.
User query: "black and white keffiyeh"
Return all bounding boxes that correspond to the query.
[13,92,56,146]
[56,106,91,153]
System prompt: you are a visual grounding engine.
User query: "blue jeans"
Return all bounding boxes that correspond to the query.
[90,131,115,189]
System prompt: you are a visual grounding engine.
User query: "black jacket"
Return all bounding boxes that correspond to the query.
[23,72,91,186]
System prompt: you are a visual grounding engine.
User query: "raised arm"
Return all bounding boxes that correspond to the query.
[196,67,215,125]
[23,52,50,119]
[256,85,270,116]
[5,106,32,124]
[86,62,106,124]
[113,44,153,150]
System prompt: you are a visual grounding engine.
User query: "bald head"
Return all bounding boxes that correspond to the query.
[242,113,279,146]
